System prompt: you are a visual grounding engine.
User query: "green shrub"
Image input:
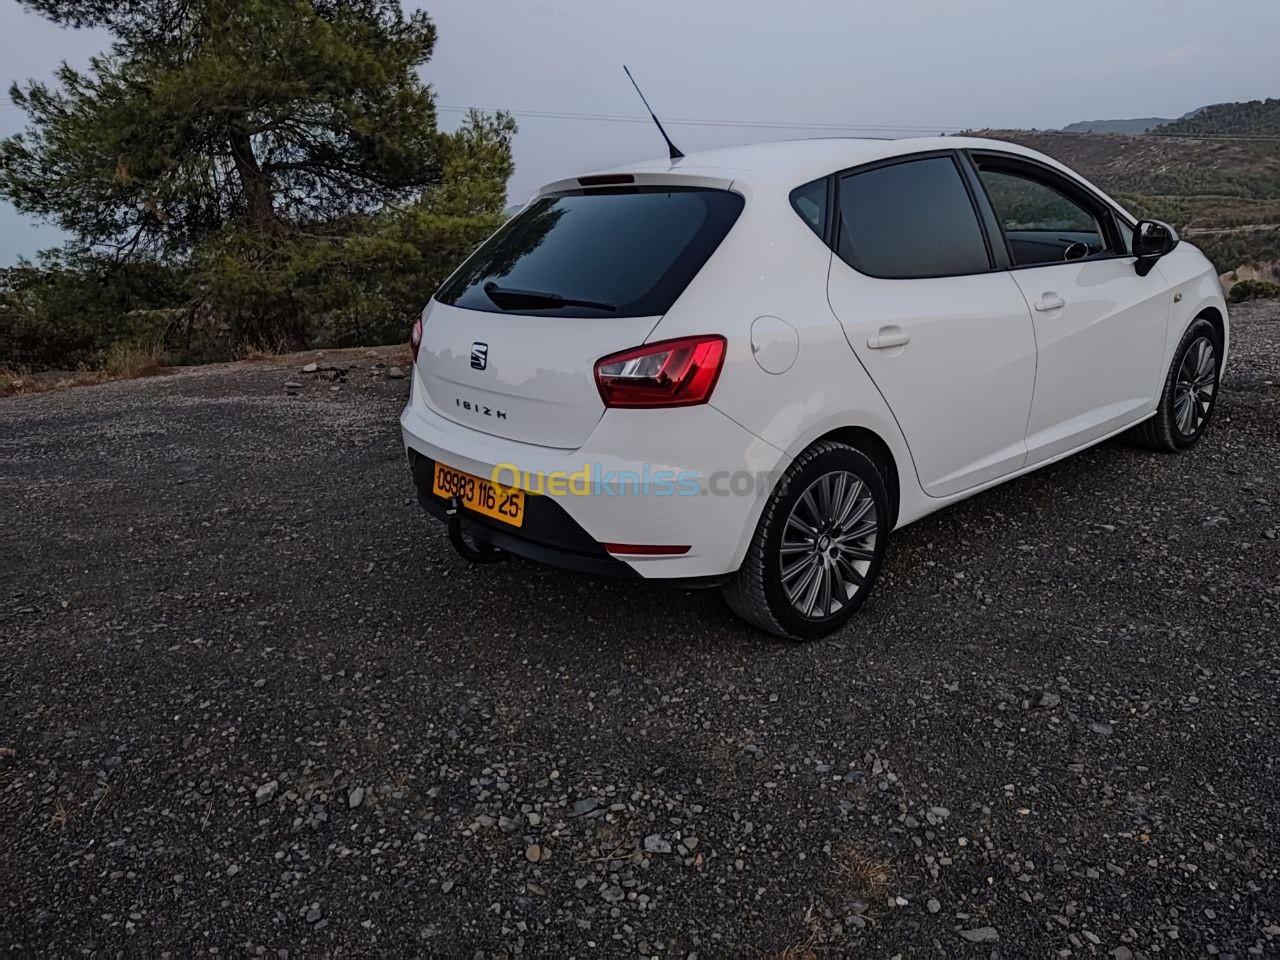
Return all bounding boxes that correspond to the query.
[188,207,503,352]
[0,255,186,370]
[1228,279,1280,303]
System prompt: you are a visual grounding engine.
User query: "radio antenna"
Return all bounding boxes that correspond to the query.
[623,65,684,161]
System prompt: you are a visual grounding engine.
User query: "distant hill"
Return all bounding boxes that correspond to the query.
[973,99,1280,279]
[1059,106,1205,135]
[973,128,1280,201]
[1061,118,1173,134]
[1154,98,1280,137]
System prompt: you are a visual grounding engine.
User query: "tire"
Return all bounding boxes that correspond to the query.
[722,441,890,640]
[1128,317,1222,452]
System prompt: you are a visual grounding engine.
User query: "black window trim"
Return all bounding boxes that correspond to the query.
[795,147,1143,280]
[826,149,999,281]
[961,149,1136,270]
[821,173,839,248]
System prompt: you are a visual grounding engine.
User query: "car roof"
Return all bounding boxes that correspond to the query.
[539,136,1103,198]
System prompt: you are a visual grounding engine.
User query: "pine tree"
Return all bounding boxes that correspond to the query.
[1,1,515,353]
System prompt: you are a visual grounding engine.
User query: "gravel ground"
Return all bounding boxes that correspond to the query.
[2,305,1278,959]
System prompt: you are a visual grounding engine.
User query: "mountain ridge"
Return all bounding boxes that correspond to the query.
[1061,117,1174,134]
[1059,106,1204,135]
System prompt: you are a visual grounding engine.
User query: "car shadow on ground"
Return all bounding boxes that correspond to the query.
[407,424,1203,664]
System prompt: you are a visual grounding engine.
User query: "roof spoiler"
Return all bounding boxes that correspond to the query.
[536,171,737,197]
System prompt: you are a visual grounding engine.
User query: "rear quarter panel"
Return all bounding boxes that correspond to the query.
[645,180,926,548]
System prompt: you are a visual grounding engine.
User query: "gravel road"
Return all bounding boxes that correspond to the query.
[2,305,1278,958]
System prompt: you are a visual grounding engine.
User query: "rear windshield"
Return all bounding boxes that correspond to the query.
[435,186,745,318]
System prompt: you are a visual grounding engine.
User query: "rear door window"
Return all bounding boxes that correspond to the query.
[436,187,745,318]
[836,156,991,279]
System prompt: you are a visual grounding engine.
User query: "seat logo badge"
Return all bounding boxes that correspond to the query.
[470,342,489,371]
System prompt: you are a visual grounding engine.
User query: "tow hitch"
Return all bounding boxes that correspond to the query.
[446,497,507,564]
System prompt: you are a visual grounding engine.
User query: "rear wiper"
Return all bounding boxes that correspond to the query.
[483,282,616,313]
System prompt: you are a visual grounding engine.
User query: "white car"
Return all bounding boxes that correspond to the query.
[401,137,1228,639]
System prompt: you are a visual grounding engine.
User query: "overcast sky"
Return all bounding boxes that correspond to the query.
[3,0,1278,264]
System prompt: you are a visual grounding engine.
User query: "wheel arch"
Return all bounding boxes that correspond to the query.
[809,425,901,529]
[1180,299,1229,380]
[1198,304,1226,348]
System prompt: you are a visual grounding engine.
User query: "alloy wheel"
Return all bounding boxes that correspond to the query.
[779,470,879,619]
[1174,336,1216,437]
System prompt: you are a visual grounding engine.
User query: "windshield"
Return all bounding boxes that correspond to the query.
[435,186,745,318]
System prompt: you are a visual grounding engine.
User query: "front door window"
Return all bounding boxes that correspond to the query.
[976,165,1108,266]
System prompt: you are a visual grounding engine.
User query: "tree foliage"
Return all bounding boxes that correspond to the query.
[0,252,187,370]
[1,1,516,366]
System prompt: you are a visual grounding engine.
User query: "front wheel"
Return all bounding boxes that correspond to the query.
[722,441,890,640]
[1129,316,1222,452]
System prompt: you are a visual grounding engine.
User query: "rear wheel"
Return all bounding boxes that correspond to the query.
[1129,317,1222,451]
[723,441,889,640]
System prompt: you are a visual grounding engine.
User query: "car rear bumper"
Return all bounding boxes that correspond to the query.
[400,369,787,579]
[408,449,641,578]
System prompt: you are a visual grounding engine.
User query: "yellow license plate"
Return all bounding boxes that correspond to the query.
[432,463,526,528]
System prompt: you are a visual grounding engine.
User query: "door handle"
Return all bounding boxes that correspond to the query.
[867,327,910,350]
[1034,293,1066,312]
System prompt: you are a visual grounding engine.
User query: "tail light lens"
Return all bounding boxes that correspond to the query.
[410,316,424,363]
[594,335,726,409]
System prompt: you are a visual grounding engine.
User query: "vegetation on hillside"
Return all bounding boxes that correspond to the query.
[0,0,514,371]
[975,130,1280,200]
[1155,99,1280,138]
[974,128,1280,277]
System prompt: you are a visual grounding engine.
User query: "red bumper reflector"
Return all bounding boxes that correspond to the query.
[602,543,691,556]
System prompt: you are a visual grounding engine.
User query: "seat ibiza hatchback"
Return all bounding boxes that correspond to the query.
[401,137,1228,639]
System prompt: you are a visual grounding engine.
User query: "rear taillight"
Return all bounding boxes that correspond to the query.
[594,335,726,409]
[410,316,423,363]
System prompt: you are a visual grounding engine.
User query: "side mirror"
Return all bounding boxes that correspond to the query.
[1132,219,1179,276]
